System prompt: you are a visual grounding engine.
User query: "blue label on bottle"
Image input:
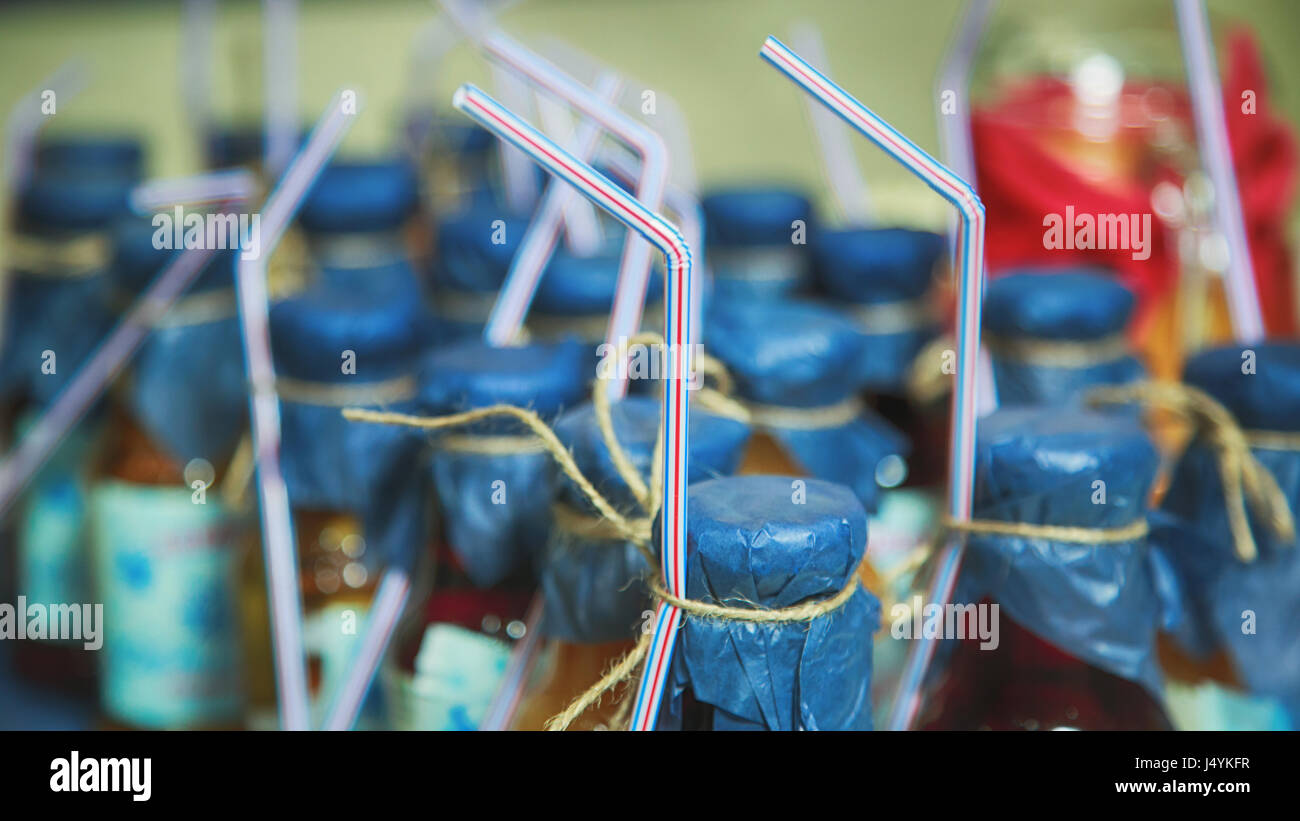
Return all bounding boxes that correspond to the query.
[90,479,245,728]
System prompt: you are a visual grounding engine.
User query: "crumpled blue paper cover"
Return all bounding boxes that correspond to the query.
[956,407,1177,694]
[662,475,879,730]
[1159,342,1300,700]
[420,338,590,587]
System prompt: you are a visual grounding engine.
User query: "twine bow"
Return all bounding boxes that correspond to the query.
[1085,381,1296,562]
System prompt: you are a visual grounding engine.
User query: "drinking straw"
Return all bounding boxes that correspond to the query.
[479,595,546,730]
[131,169,259,212]
[788,22,872,225]
[483,73,623,346]
[263,0,299,179]
[493,65,543,214]
[452,83,693,732]
[240,89,358,730]
[936,0,993,190]
[0,172,254,520]
[320,569,412,731]
[536,36,700,193]
[533,85,607,257]
[757,36,986,732]
[441,0,669,400]
[1174,0,1265,342]
[598,147,706,356]
[478,148,708,730]
[3,59,87,196]
[182,0,216,138]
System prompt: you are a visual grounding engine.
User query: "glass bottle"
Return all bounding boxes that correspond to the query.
[662,474,879,730]
[515,395,751,730]
[4,166,137,697]
[699,186,813,302]
[919,407,1173,730]
[269,278,432,727]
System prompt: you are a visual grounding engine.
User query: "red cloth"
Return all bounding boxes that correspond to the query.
[972,28,1296,337]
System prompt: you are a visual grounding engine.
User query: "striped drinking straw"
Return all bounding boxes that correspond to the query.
[1174,0,1266,342]
[533,83,608,257]
[788,22,872,226]
[758,36,987,732]
[482,72,623,346]
[936,0,994,191]
[452,83,693,732]
[240,89,358,731]
[443,1,670,399]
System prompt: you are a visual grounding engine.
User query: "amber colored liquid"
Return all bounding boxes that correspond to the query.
[511,639,638,731]
[95,409,246,731]
[738,431,803,476]
[920,605,1172,731]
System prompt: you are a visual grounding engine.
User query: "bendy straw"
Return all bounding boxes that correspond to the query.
[0,171,256,521]
[240,89,358,731]
[534,85,607,257]
[453,83,693,732]
[442,0,669,399]
[599,147,706,356]
[758,36,986,732]
[321,569,412,730]
[131,169,259,212]
[936,0,994,190]
[480,595,546,730]
[483,73,623,347]
[788,22,872,225]
[478,136,697,730]
[493,64,543,214]
[1174,0,1265,342]
[182,0,216,138]
[3,59,86,196]
[263,0,299,179]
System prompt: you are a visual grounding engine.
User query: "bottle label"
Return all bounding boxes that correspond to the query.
[90,479,244,728]
[19,473,89,616]
[15,412,95,614]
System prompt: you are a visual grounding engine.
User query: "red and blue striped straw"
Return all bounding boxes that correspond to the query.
[453,15,669,400]
[1174,0,1265,342]
[483,72,624,347]
[240,89,358,731]
[759,36,986,732]
[453,83,693,732]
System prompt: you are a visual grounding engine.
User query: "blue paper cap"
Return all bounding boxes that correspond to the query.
[18,172,134,231]
[433,204,530,291]
[1182,342,1300,432]
[686,475,867,608]
[702,185,812,246]
[419,338,589,419]
[984,269,1135,340]
[110,215,236,294]
[974,406,1158,528]
[431,121,494,156]
[37,134,144,178]
[532,247,663,315]
[299,159,420,233]
[270,281,429,383]
[554,396,751,511]
[813,227,944,303]
[706,299,866,405]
